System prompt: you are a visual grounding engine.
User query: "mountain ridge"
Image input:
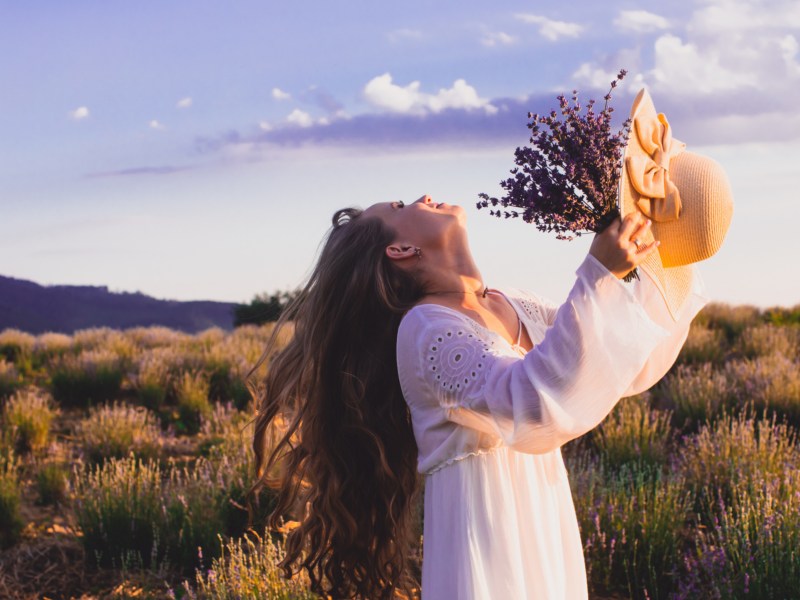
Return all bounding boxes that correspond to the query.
[0,274,238,334]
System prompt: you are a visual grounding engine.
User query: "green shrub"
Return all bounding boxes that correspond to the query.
[50,349,124,407]
[763,304,800,327]
[591,395,672,471]
[75,401,161,464]
[1,387,58,454]
[35,462,68,506]
[0,453,25,549]
[183,529,317,599]
[568,456,692,600]
[175,371,212,435]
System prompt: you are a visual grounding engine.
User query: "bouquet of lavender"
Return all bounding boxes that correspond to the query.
[478,70,634,273]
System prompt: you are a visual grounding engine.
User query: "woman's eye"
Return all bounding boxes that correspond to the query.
[394,201,405,209]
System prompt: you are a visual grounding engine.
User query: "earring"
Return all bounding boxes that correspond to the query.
[413,247,422,258]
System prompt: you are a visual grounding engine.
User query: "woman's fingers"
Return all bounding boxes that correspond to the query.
[618,212,644,239]
[628,219,653,253]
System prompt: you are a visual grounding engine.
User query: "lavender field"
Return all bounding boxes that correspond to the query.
[0,303,799,599]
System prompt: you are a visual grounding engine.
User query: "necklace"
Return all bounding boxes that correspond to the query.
[426,286,490,298]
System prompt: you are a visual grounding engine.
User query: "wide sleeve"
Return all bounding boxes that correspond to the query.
[397,253,673,455]
[621,263,709,397]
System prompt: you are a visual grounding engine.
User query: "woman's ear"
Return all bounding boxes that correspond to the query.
[385,244,418,261]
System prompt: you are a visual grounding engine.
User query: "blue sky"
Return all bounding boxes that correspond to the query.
[2,0,799,308]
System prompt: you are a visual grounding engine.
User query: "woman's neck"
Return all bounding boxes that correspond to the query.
[417,252,489,308]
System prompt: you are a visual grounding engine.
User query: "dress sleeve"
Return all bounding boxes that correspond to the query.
[621,263,709,397]
[397,253,680,455]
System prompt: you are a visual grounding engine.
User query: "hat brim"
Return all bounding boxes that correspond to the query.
[618,89,694,322]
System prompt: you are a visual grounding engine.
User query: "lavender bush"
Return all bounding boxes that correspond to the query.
[676,325,727,366]
[590,394,672,471]
[676,473,800,599]
[568,454,692,599]
[1,387,58,454]
[184,529,317,599]
[659,363,732,429]
[0,358,21,399]
[50,348,124,407]
[0,451,24,549]
[725,354,800,427]
[676,413,799,515]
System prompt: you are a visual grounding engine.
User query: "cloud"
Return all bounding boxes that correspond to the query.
[272,87,291,101]
[514,14,583,41]
[481,32,516,47]
[650,33,754,93]
[85,165,190,178]
[176,97,193,109]
[614,10,670,32]
[571,0,800,145]
[259,121,272,131]
[149,119,165,130]
[69,106,90,120]
[286,109,313,128]
[363,73,497,115]
[193,93,560,158]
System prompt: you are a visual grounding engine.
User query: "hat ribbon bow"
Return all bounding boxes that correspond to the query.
[625,112,686,222]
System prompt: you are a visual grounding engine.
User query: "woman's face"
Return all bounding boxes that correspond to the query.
[363,195,465,251]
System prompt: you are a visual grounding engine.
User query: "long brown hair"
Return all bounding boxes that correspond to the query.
[247,207,426,599]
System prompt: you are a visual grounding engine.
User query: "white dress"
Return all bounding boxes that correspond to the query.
[395,254,708,600]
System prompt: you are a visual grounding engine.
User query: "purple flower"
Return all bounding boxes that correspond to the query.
[478,70,631,242]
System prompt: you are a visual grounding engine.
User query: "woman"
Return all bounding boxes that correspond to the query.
[248,194,707,599]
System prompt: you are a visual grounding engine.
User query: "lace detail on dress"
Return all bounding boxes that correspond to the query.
[518,296,548,326]
[425,325,496,408]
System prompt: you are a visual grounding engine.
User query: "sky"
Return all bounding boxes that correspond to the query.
[1,0,799,308]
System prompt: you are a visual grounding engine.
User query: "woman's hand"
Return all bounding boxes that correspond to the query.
[589,213,660,279]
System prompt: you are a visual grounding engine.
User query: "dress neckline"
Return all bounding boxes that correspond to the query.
[411,290,534,354]
[484,289,524,351]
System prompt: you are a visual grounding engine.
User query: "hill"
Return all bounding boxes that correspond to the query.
[0,274,238,334]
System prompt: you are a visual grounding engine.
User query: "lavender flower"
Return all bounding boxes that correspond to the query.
[478,70,634,274]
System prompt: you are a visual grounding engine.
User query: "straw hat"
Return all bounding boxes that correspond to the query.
[618,88,734,320]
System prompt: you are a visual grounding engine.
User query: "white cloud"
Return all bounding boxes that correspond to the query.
[176,97,192,109]
[272,87,291,101]
[571,0,800,145]
[614,10,670,33]
[481,32,516,47]
[149,120,165,130]
[572,64,621,89]
[69,106,89,120]
[259,121,273,131]
[514,14,583,41]
[286,109,313,128]
[363,73,497,115]
[650,33,754,93]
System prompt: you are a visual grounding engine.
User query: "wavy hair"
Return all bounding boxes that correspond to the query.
[247,208,426,599]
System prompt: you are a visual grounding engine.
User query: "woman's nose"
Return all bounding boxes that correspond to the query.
[414,195,433,205]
